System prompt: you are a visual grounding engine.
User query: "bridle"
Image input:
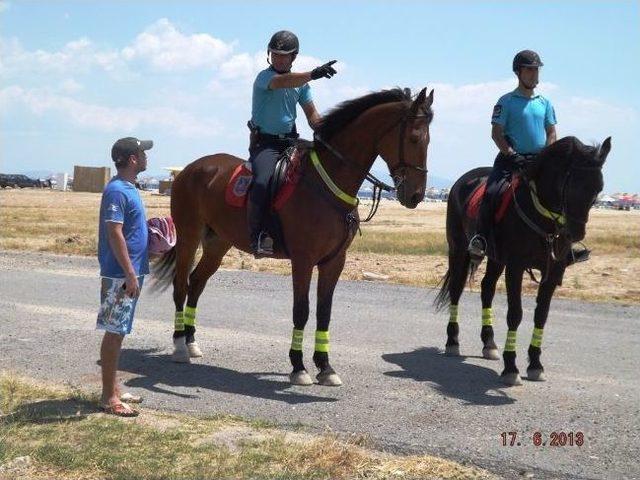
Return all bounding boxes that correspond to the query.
[313,99,430,221]
[512,160,601,282]
[375,101,430,191]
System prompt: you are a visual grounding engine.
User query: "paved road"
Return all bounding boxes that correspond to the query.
[1,250,638,479]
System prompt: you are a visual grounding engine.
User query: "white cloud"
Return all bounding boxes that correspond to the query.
[0,1,10,13]
[0,36,129,77]
[0,86,223,138]
[1,19,234,78]
[59,78,83,93]
[121,18,234,71]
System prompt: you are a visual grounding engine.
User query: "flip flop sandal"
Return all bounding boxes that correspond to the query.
[119,392,143,404]
[101,402,139,417]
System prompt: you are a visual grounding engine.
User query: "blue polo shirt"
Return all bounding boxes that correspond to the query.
[98,177,149,278]
[251,67,313,135]
[491,90,557,154]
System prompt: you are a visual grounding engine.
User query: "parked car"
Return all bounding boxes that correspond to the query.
[0,174,51,188]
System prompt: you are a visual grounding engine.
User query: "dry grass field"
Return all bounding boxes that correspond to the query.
[1,188,638,304]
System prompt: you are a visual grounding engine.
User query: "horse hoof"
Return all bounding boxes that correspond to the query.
[172,339,191,363]
[187,341,203,358]
[527,369,546,381]
[289,370,313,386]
[445,345,460,356]
[501,372,523,386]
[482,347,500,360]
[317,371,342,387]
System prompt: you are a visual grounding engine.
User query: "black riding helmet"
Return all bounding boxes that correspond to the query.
[268,30,299,56]
[512,50,543,72]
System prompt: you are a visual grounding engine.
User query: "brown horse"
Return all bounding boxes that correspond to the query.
[152,87,434,386]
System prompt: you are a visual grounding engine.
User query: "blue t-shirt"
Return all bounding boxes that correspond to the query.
[251,67,313,135]
[98,177,149,278]
[491,90,557,154]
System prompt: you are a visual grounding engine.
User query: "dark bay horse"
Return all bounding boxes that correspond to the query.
[153,87,434,386]
[435,136,611,385]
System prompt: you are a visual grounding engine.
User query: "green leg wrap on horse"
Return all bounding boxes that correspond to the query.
[449,304,459,324]
[174,311,185,332]
[184,306,197,327]
[315,330,330,353]
[291,328,304,351]
[530,327,544,348]
[504,330,517,352]
[482,307,493,326]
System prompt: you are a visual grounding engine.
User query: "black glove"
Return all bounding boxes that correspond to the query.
[310,60,337,80]
[509,152,527,168]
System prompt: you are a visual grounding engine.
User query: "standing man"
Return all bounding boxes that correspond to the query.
[96,137,152,416]
[248,30,338,256]
[469,50,561,260]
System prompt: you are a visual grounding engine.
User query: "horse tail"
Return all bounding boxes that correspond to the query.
[433,268,451,312]
[150,247,177,293]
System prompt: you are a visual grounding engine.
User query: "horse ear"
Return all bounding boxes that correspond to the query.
[599,136,612,164]
[425,89,434,108]
[413,88,427,107]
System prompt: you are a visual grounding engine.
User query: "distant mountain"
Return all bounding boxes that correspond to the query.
[426,175,453,189]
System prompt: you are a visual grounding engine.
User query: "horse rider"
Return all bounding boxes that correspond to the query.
[247,30,338,257]
[468,49,589,265]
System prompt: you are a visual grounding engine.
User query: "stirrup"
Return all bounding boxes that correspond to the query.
[567,247,590,265]
[468,234,487,258]
[254,231,274,257]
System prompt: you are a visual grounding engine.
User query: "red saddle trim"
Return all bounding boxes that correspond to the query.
[224,148,303,210]
[466,176,521,223]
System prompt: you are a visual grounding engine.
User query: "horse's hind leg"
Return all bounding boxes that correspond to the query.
[182,229,232,359]
[501,263,525,386]
[445,250,470,356]
[479,259,504,360]
[171,227,202,363]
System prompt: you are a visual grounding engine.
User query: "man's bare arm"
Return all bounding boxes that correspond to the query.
[302,101,322,131]
[491,123,516,155]
[106,222,140,297]
[269,72,313,89]
[546,124,557,146]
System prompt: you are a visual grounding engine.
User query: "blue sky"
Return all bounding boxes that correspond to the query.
[1,0,638,192]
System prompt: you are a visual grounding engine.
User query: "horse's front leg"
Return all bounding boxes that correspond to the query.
[313,251,347,386]
[288,259,314,385]
[527,266,563,381]
[502,263,525,386]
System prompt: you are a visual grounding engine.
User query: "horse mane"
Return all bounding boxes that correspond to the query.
[316,88,433,141]
[536,136,601,169]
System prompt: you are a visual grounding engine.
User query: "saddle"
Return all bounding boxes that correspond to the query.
[224,144,309,257]
[224,145,306,209]
[466,174,521,222]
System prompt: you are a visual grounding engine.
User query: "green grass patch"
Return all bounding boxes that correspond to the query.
[0,372,493,480]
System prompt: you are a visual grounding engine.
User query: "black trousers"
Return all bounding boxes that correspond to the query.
[247,138,292,241]
[476,153,518,241]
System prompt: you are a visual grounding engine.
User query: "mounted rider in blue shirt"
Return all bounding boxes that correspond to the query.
[468,50,589,265]
[247,30,338,257]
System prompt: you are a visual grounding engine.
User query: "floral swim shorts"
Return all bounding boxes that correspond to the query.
[96,276,144,336]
